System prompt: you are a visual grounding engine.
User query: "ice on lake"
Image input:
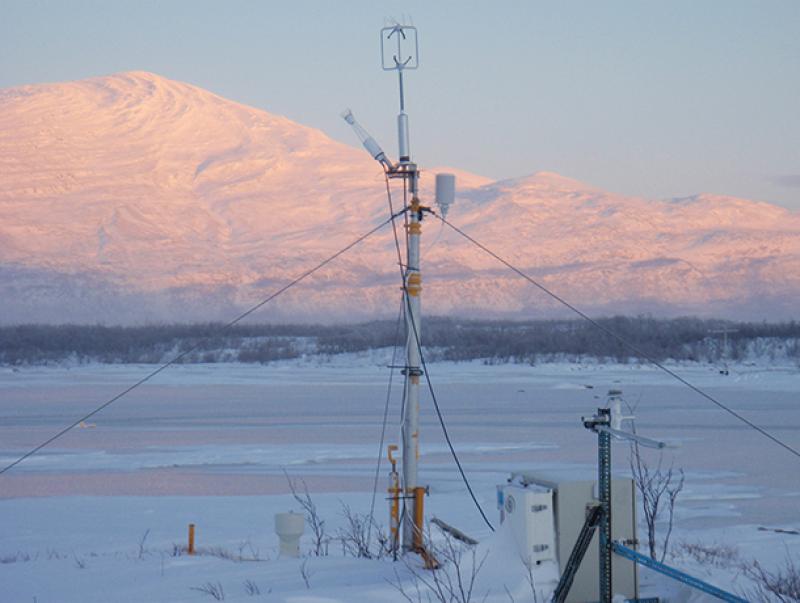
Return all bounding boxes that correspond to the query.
[1,356,798,601]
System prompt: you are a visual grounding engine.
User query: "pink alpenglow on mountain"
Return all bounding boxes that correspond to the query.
[1,72,798,323]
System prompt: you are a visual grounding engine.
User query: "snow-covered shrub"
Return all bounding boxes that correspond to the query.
[741,554,800,602]
[673,540,740,568]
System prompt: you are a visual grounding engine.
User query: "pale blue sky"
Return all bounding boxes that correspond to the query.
[2,1,798,209]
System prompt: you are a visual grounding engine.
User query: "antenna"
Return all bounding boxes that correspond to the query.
[381,23,418,163]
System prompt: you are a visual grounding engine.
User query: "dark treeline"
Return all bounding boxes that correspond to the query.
[0,323,312,365]
[1,317,799,366]
[319,317,800,363]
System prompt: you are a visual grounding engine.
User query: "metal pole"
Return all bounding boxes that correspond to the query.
[402,169,422,551]
[597,407,613,603]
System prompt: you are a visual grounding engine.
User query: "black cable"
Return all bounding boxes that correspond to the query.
[383,172,408,424]
[398,319,408,426]
[436,213,800,461]
[0,214,399,476]
[384,172,406,273]
[384,172,411,543]
[367,295,405,545]
[384,173,496,531]
[406,297,495,531]
[402,175,410,251]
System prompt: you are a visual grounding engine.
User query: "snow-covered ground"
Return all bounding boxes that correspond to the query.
[1,356,798,601]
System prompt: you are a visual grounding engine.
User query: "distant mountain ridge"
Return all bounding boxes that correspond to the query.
[1,71,798,323]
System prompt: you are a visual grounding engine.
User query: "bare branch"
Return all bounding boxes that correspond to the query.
[628,420,685,561]
[388,528,489,603]
[284,470,329,556]
[190,582,225,600]
[299,558,313,589]
[741,552,800,602]
[137,528,150,560]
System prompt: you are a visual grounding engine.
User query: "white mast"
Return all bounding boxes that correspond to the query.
[344,23,437,556]
[381,23,424,552]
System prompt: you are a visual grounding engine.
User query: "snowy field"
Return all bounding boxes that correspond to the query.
[1,354,798,601]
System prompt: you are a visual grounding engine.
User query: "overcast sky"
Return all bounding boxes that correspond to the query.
[2,0,798,209]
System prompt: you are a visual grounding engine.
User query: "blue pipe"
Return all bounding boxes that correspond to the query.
[611,542,748,603]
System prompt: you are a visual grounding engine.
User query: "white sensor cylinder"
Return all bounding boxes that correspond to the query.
[435,173,456,217]
[275,512,304,557]
[341,108,393,169]
[363,137,385,161]
[398,112,410,161]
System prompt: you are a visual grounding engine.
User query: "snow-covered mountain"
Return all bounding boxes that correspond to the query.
[1,71,798,323]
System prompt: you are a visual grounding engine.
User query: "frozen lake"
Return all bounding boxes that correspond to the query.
[1,355,799,602]
[2,356,798,529]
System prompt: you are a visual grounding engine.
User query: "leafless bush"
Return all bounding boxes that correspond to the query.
[243,579,260,596]
[0,551,36,564]
[190,581,225,600]
[673,540,740,568]
[46,549,65,560]
[499,556,542,603]
[337,503,391,559]
[741,554,800,602]
[337,503,371,558]
[73,554,87,569]
[201,546,238,561]
[137,528,150,560]
[389,531,489,603]
[285,471,329,556]
[520,555,540,603]
[236,539,262,561]
[167,539,264,562]
[300,558,314,589]
[628,413,685,562]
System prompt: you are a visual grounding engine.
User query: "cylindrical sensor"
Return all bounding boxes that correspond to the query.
[435,173,456,217]
[398,112,410,162]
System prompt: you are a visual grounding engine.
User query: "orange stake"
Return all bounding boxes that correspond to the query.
[188,523,195,555]
[412,486,438,569]
[413,486,426,551]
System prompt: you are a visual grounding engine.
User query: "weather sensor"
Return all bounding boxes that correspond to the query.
[435,173,456,218]
[342,24,457,557]
[381,24,418,163]
[585,389,672,450]
[341,109,393,171]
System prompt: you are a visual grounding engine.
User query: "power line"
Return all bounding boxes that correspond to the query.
[436,213,800,461]
[0,214,399,476]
